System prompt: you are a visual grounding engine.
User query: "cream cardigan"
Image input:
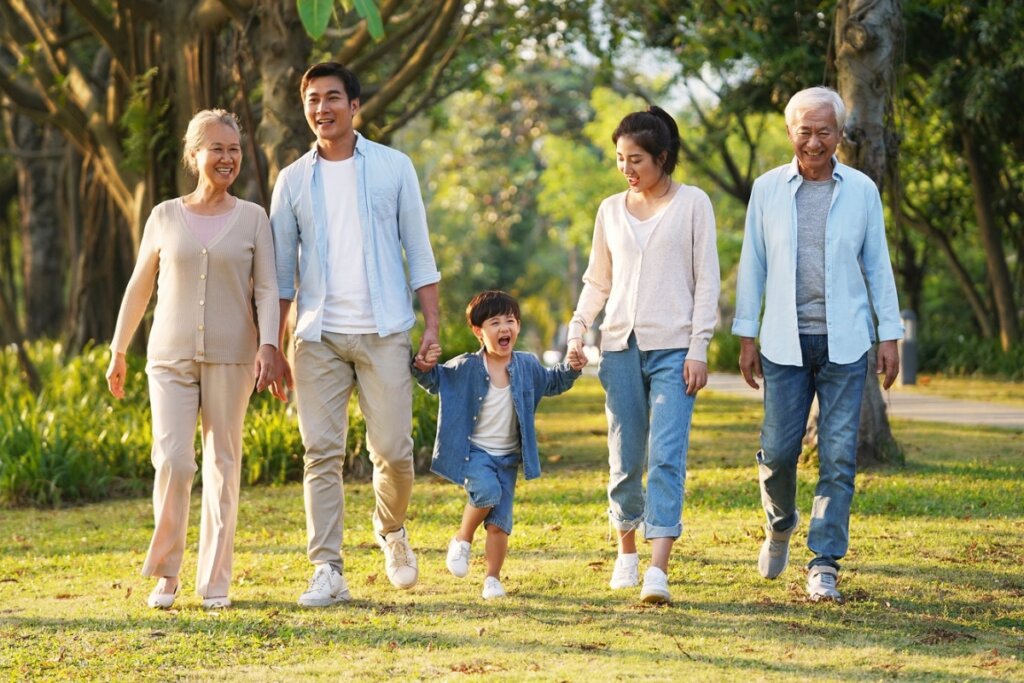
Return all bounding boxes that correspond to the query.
[568,185,721,363]
[111,198,279,363]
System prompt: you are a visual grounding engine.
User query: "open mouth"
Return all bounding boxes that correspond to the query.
[498,335,511,348]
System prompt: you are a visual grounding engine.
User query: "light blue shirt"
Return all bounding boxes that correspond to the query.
[732,158,903,366]
[270,133,441,341]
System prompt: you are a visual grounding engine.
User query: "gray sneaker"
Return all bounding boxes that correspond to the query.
[297,564,351,607]
[807,565,842,602]
[758,511,799,579]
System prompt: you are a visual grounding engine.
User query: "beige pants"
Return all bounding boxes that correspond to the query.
[142,359,253,597]
[294,331,414,569]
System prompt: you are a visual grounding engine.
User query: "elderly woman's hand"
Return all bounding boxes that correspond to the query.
[254,344,278,393]
[106,352,128,400]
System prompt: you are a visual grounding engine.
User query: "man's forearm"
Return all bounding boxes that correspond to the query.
[415,283,440,333]
[278,299,293,348]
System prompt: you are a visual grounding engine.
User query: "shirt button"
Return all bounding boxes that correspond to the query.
[199,300,205,306]
[202,248,207,255]
[200,274,206,280]
[198,325,204,331]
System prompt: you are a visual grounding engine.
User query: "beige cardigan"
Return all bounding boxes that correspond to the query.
[111,198,279,363]
[568,185,721,363]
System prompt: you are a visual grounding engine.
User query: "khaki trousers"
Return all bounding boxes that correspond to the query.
[294,331,414,569]
[142,359,253,597]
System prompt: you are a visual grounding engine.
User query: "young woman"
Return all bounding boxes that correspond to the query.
[106,109,280,609]
[567,106,720,603]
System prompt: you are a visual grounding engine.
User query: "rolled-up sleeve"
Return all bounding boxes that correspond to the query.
[397,156,440,291]
[270,168,299,301]
[732,180,767,339]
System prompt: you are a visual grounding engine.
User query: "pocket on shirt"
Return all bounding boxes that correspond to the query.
[369,190,397,221]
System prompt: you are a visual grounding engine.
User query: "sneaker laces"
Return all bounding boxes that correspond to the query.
[817,572,837,589]
[307,566,332,591]
[387,537,414,567]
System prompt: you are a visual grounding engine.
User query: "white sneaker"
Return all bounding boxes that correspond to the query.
[807,565,842,602]
[759,511,799,579]
[376,527,419,589]
[609,553,640,589]
[639,566,671,604]
[297,564,351,607]
[446,537,471,578]
[482,576,506,600]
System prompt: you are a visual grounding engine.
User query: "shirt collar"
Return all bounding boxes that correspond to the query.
[310,131,364,165]
[786,155,845,183]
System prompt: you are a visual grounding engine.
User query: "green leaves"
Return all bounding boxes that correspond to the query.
[297,0,385,41]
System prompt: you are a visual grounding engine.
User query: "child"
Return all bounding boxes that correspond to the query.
[413,290,587,599]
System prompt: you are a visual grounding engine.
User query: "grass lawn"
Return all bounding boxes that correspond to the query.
[1,377,1022,681]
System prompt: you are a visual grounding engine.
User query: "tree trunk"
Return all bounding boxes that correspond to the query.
[2,102,67,339]
[818,0,903,467]
[961,127,1020,351]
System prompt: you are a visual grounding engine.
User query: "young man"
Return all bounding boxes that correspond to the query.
[732,86,902,602]
[270,62,441,606]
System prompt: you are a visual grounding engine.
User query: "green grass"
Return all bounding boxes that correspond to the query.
[1,378,1022,681]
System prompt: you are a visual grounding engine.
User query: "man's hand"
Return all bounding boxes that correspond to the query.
[270,348,293,401]
[414,342,442,371]
[566,338,587,371]
[738,337,762,389]
[683,359,707,396]
[877,339,900,390]
[254,344,278,392]
[106,352,127,400]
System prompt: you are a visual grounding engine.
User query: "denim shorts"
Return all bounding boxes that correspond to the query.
[464,448,521,535]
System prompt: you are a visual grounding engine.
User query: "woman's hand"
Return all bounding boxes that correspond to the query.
[683,358,707,396]
[106,352,128,400]
[254,344,278,393]
[566,338,588,370]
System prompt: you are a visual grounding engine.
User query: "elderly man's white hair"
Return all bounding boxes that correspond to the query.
[784,87,846,131]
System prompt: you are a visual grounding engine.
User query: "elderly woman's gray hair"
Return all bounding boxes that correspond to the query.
[784,87,846,131]
[181,109,242,174]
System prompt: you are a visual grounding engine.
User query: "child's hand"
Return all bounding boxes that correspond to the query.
[414,342,442,371]
[566,338,588,370]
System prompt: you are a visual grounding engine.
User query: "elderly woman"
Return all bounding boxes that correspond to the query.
[567,106,720,604]
[106,109,279,609]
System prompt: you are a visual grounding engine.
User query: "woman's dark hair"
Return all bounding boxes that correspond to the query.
[611,105,681,175]
[300,62,361,102]
[466,290,520,327]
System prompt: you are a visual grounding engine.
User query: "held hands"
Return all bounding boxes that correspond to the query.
[566,338,588,371]
[254,344,280,394]
[269,348,293,401]
[105,352,127,400]
[414,342,442,371]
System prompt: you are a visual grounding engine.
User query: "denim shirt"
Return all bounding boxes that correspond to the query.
[270,133,441,341]
[413,350,581,485]
[732,158,903,366]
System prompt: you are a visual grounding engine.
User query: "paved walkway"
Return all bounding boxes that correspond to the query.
[706,373,1024,430]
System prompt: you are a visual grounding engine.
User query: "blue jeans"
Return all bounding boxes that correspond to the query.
[464,449,520,535]
[598,334,695,539]
[758,334,868,570]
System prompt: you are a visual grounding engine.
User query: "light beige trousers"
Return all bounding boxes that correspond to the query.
[294,331,414,569]
[142,359,253,597]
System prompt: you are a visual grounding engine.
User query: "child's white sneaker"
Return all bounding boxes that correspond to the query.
[639,566,671,604]
[609,552,640,589]
[446,537,471,578]
[482,576,506,600]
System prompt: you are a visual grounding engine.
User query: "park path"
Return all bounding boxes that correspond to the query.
[705,373,1024,430]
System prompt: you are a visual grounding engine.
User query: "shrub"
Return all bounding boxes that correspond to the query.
[0,341,438,508]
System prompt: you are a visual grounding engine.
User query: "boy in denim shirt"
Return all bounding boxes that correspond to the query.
[413,290,586,599]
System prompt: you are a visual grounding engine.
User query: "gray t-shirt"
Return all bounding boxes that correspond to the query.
[795,178,835,334]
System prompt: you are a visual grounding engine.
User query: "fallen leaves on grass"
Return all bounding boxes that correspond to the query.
[918,628,977,645]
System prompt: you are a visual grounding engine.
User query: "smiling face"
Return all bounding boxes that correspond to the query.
[192,123,242,191]
[788,105,840,181]
[303,75,359,148]
[473,313,520,360]
[616,135,667,193]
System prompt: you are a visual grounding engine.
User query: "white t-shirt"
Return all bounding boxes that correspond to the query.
[624,203,668,251]
[470,369,520,455]
[320,157,376,333]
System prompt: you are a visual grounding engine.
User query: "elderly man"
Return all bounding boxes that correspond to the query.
[732,86,903,602]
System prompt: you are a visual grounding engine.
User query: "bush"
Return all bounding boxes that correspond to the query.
[0,341,438,508]
[918,335,1024,379]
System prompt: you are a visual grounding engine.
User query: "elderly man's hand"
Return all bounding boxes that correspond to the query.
[738,337,762,390]
[877,340,899,390]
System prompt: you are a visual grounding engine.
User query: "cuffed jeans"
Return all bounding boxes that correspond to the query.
[294,330,415,571]
[598,334,695,539]
[758,334,867,570]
